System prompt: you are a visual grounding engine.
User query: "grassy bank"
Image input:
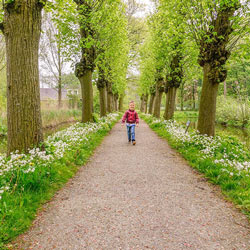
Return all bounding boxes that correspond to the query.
[142,113,250,219]
[0,113,120,249]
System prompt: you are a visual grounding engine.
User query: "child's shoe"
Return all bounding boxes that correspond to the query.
[132,140,136,145]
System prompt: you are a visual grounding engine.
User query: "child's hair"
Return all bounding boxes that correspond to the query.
[129,101,135,104]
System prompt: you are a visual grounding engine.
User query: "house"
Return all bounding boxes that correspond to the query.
[40,88,80,109]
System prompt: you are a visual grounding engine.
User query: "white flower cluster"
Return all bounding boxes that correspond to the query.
[0,113,119,200]
[150,118,250,177]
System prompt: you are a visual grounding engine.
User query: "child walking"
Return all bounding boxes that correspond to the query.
[122,101,139,145]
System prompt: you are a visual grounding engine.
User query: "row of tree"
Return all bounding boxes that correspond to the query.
[0,0,129,154]
[139,0,250,136]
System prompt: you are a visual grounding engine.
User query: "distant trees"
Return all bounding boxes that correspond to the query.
[40,13,68,109]
[139,0,250,136]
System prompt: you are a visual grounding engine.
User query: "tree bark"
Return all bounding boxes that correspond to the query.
[180,83,184,111]
[140,94,144,112]
[197,64,219,136]
[143,94,148,113]
[78,69,94,123]
[114,94,118,111]
[164,87,177,120]
[98,86,107,117]
[118,95,124,111]
[58,40,62,109]
[163,91,170,119]
[148,94,155,114]
[58,70,62,109]
[3,1,44,154]
[153,87,164,118]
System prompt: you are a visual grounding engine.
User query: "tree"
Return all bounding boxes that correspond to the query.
[73,0,98,123]
[1,0,45,154]
[178,0,250,136]
[40,13,68,109]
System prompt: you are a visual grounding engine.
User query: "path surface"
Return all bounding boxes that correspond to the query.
[15,121,250,250]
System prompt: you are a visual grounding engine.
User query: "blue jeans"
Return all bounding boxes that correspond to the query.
[126,124,136,141]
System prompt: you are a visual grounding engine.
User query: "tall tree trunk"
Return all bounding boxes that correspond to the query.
[98,86,107,117]
[148,94,155,114]
[180,83,184,111]
[111,93,115,112]
[197,64,219,136]
[163,91,170,119]
[58,72,62,109]
[143,94,148,113]
[118,95,124,111]
[3,1,44,154]
[114,94,118,111]
[78,69,94,123]
[164,87,177,120]
[58,43,62,109]
[140,94,144,112]
[153,87,164,118]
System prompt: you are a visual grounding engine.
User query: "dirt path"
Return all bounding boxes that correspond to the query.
[15,120,250,250]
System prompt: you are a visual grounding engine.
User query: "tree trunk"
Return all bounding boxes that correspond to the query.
[180,83,184,111]
[3,1,44,154]
[164,87,177,120]
[58,42,62,109]
[143,94,148,113]
[153,88,163,118]
[118,95,124,111]
[98,86,107,117]
[114,94,118,111]
[107,92,113,113]
[58,73,62,109]
[78,69,93,123]
[140,95,144,112]
[148,94,155,114]
[163,91,170,119]
[197,64,219,136]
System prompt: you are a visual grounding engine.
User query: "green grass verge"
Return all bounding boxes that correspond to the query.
[0,115,120,250]
[141,114,250,220]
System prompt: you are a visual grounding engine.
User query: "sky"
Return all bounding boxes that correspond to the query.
[135,0,155,17]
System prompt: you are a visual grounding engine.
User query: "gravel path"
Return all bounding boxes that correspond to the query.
[15,120,250,250]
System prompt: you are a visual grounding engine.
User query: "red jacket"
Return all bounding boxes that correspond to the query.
[122,110,139,124]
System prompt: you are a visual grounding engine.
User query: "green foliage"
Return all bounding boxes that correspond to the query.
[41,109,82,127]
[216,96,250,127]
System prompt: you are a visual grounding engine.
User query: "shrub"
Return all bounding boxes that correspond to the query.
[216,96,250,127]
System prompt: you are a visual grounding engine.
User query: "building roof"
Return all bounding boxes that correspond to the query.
[40,88,68,101]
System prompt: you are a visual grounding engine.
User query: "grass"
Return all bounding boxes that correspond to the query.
[41,109,82,127]
[141,113,250,220]
[0,114,121,249]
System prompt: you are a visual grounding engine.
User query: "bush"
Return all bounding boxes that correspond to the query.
[216,96,250,127]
